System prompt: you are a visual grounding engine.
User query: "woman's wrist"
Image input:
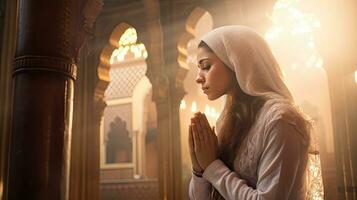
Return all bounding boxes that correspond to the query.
[192,168,204,177]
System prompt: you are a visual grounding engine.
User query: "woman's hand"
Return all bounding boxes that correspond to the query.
[188,124,203,173]
[191,112,218,170]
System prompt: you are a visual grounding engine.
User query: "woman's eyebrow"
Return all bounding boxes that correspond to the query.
[198,58,210,65]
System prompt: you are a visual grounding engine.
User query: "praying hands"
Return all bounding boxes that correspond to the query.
[188,112,219,173]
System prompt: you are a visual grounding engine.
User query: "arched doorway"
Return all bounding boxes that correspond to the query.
[97,23,159,200]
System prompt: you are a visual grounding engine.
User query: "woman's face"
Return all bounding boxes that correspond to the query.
[196,47,236,100]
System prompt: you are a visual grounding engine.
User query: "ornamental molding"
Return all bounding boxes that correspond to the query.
[82,0,103,32]
[13,56,77,80]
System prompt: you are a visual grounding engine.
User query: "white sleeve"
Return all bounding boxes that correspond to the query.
[202,120,308,200]
[189,173,216,200]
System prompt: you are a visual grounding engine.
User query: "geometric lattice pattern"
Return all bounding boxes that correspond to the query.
[100,179,159,200]
[105,64,146,100]
[306,154,324,200]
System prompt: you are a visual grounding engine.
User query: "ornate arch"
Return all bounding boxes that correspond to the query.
[177,7,212,69]
[95,22,133,101]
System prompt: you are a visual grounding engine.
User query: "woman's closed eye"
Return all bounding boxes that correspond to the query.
[201,64,211,70]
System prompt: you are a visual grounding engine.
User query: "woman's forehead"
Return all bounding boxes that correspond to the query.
[197,47,216,62]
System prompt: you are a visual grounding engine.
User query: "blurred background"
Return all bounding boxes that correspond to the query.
[1,0,357,200]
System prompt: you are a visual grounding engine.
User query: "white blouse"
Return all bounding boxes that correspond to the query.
[189,99,310,200]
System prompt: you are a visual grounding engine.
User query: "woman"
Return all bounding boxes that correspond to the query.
[188,25,311,200]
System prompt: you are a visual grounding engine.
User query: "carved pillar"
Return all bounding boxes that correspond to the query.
[317,1,357,199]
[0,0,5,46]
[324,55,357,199]
[0,0,18,199]
[144,1,198,199]
[7,0,76,199]
[70,43,104,200]
[7,0,101,199]
[324,49,357,198]
[70,1,102,200]
[326,63,357,200]
[143,0,183,199]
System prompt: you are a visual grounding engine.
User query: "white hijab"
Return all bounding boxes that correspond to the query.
[201,26,311,149]
[200,25,293,101]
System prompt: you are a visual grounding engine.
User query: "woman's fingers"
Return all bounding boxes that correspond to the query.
[200,113,211,131]
[203,113,214,133]
[191,112,215,148]
[188,125,194,152]
[188,124,203,172]
[191,121,201,148]
[194,113,206,142]
[199,113,216,143]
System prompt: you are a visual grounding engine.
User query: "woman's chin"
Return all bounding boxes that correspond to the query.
[207,93,220,101]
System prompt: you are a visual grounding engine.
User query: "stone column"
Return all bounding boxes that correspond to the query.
[324,56,357,200]
[145,0,198,198]
[325,53,357,199]
[0,0,18,199]
[316,1,357,199]
[6,0,96,199]
[69,0,102,199]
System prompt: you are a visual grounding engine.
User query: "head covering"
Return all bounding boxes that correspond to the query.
[200,25,293,101]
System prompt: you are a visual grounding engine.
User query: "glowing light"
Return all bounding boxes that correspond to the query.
[306,154,324,200]
[204,105,210,115]
[191,101,197,112]
[291,24,311,35]
[267,0,324,199]
[308,41,315,49]
[203,104,220,119]
[282,70,287,77]
[265,26,283,41]
[315,58,323,69]
[306,55,317,68]
[180,100,187,110]
[0,181,2,200]
[313,21,321,28]
[291,63,298,70]
[110,27,148,64]
[210,107,216,118]
[119,28,137,46]
[265,0,323,70]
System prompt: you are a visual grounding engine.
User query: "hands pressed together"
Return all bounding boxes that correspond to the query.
[188,112,219,174]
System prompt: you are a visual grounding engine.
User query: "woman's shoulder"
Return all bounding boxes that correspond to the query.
[257,98,311,143]
[258,98,301,122]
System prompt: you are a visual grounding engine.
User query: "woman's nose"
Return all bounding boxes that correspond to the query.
[196,73,205,84]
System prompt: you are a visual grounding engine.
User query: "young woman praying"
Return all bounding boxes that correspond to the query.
[188,25,311,200]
